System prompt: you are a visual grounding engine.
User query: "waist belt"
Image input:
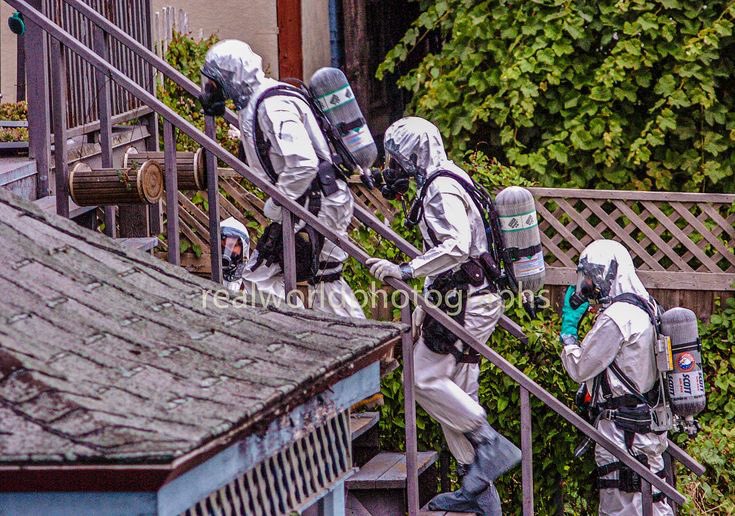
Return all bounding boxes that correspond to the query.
[598,406,652,434]
[598,392,657,410]
[594,458,667,502]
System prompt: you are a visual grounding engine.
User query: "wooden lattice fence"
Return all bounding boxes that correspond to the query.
[167,173,735,319]
[532,188,735,318]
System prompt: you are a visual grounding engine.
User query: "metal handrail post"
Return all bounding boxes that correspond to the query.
[92,25,116,237]
[163,120,180,265]
[642,479,653,516]
[401,300,419,515]
[5,1,692,503]
[204,116,221,283]
[520,386,534,515]
[49,38,69,218]
[282,211,297,304]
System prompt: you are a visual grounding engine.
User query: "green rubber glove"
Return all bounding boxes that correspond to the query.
[560,285,589,339]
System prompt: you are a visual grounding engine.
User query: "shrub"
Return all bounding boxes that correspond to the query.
[379,0,735,193]
[157,31,239,156]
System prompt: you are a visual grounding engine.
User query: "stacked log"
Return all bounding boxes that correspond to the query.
[124,148,206,191]
[68,160,164,206]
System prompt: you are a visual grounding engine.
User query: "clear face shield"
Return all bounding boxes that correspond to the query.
[199,73,226,116]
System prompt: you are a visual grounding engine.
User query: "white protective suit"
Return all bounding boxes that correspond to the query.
[385,117,504,466]
[220,217,250,293]
[202,40,364,318]
[561,240,673,516]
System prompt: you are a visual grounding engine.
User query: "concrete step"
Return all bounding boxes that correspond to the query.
[0,157,36,200]
[118,237,159,252]
[33,194,96,220]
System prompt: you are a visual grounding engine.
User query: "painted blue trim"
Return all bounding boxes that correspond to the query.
[158,363,380,515]
[0,492,156,516]
[329,0,344,68]
[317,479,346,516]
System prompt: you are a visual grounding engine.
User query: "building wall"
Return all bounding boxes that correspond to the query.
[0,1,331,102]
[151,0,280,76]
[151,0,331,80]
[301,0,331,80]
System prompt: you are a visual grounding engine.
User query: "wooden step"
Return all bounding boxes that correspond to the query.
[350,411,379,441]
[118,236,159,252]
[346,451,438,490]
[346,451,439,514]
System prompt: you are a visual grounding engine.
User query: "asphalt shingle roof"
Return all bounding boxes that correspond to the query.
[0,188,402,466]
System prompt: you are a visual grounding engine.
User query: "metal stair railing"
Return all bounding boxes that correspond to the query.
[8,2,704,514]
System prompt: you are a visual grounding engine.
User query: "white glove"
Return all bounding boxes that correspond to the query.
[412,305,425,340]
[227,124,241,140]
[366,258,400,281]
[263,198,283,222]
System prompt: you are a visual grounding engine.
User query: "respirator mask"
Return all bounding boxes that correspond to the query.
[368,155,412,200]
[569,256,618,308]
[221,232,245,282]
[199,74,227,117]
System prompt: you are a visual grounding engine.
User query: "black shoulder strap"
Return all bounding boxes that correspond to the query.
[253,85,313,184]
[408,170,489,247]
[598,293,660,407]
[610,293,657,327]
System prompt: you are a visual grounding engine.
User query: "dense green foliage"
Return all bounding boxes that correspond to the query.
[157,31,239,156]
[379,0,735,192]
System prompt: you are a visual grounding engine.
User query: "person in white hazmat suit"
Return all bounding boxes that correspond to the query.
[220,217,250,293]
[559,240,673,516]
[366,117,521,515]
[199,40,364,318]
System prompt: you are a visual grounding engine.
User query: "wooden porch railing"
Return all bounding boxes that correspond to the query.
[9,1,706,515]
[171,177,735,318]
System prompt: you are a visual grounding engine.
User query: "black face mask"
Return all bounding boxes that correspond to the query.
[200,76,226,117]
[370,160,411,200]
[570,257,619,308]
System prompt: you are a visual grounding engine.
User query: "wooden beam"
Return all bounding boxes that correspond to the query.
[277,0,303,79]
[341,0,369,119]
[545,266,735,291]
[530,187,735,204]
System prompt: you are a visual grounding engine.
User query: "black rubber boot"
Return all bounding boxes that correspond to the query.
[427,482,502,515]
[462,421,522,495]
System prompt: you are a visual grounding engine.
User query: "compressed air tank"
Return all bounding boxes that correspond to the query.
[660,307,706,420]
[495,186,545,292]
[309,67,378,171]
